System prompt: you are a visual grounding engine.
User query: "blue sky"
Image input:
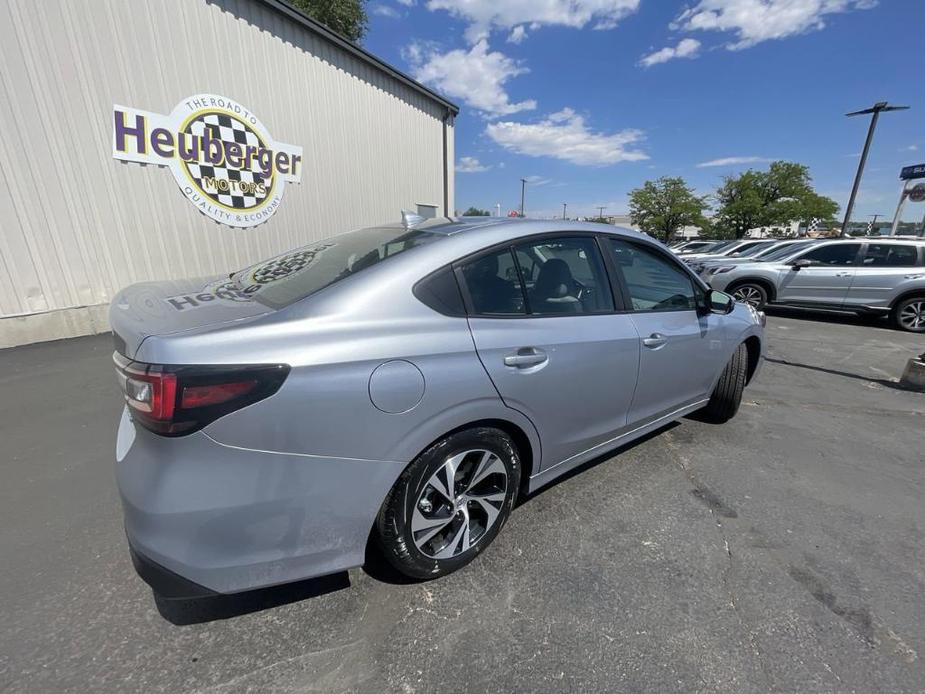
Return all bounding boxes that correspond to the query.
[365,0,925,222]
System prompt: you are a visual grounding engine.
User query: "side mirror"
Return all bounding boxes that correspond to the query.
[708,290,735,315]
[790,258,812,270]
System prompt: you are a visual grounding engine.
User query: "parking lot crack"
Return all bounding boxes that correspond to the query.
[663,432,776,693]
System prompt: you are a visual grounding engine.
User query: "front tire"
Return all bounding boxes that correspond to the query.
[892,296,925,332]
[701,343,748,423]
[729,282,768,310]
[375,427,520,580]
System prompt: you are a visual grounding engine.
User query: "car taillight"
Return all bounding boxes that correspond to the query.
[113,353,288,436]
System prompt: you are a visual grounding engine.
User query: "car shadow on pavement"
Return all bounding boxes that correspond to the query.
[764,306,889,330]
[763,356,909,390]
[518,422,681,505]
[153,571,351,625]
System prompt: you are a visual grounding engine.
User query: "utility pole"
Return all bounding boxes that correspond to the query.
[597,206,606,220]
[562,202,567,220]
[841,101,909,236]
[519,178,527,217]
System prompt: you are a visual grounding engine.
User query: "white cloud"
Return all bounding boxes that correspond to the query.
[457,156,491,172]
[673,0,877,50]
[425,0,640,43]
[486,108,648,166]
[903,144,919,152]
[507,25,528,44]
[524,175,553,186]
[405,40,536,117]
[696,156,771,168]
[640,38,701,67]
[397,0,415,5]
[371,4,401,18]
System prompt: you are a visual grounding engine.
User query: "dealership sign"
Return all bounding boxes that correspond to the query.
[900,164,925,181]
[112,94,302,228]
[909,183,925,203]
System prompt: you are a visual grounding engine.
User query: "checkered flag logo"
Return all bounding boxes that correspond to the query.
[183,114,271,210]
[244,243,336,286]
[807,218,820,233]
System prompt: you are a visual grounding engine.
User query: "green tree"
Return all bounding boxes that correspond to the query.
[628,177,709,243]
[462,207,491,216]
[288,0,368,42]
[713,161,838,238]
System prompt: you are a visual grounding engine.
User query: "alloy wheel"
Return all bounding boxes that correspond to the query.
[412,449,508,559]
[899,300,925,331]
[732,286,763,308]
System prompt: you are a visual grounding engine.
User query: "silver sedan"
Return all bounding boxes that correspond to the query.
[110,217,765,597]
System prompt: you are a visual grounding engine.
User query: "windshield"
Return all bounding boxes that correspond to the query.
[759,241,814,262]
[706,241,737,252]
[728,241,775,257]
[230,225,446,309]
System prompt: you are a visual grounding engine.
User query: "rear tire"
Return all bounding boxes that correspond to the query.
[375,427,520,580]
[729,282,768,310]
[701,343,748,423]
[892,296,925,333]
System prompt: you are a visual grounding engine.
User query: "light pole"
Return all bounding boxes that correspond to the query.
[519,178,527,217]
[841,101,909,236]
[562,202,567,220]
[597,206,606,221]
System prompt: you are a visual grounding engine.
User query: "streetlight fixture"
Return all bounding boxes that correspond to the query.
[841,101,909,236]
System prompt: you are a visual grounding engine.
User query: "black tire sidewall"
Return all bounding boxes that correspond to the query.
[703,342,747,422]
[378,427,520,579]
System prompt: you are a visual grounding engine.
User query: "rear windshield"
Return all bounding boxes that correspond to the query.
[230,225,445,309]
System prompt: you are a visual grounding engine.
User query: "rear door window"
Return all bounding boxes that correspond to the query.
[860,244,920,267]
[513,237,614,315]
[460,249,527,315]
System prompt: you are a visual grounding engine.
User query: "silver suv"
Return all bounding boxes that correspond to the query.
[109,218,764,597]
[707,238,925,332]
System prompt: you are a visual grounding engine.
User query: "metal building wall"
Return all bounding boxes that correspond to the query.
[0,0,455,347]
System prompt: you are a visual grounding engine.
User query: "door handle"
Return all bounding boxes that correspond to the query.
[905,274,923,280]
[835,271,853,277]
[504,348,548,368]
[642,333,667,349]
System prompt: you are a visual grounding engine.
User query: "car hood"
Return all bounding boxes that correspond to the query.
[109,276,273,358]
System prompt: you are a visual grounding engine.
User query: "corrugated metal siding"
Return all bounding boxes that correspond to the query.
[0,0,453,325]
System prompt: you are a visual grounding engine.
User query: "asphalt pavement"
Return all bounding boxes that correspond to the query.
[1,311,923,693]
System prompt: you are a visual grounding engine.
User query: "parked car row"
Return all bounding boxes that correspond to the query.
[693,237,925,332]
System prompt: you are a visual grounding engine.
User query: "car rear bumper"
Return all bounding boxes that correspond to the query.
[115,408,406,596]
[128,543,218,599]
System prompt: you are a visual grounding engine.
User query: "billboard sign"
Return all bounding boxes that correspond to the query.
[900,164,925,181]
[113,94,302,228]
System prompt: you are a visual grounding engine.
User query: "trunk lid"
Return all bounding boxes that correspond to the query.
[109,275,273,358]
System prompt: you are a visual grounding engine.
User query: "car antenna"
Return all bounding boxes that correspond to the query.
[401,209,425,229]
